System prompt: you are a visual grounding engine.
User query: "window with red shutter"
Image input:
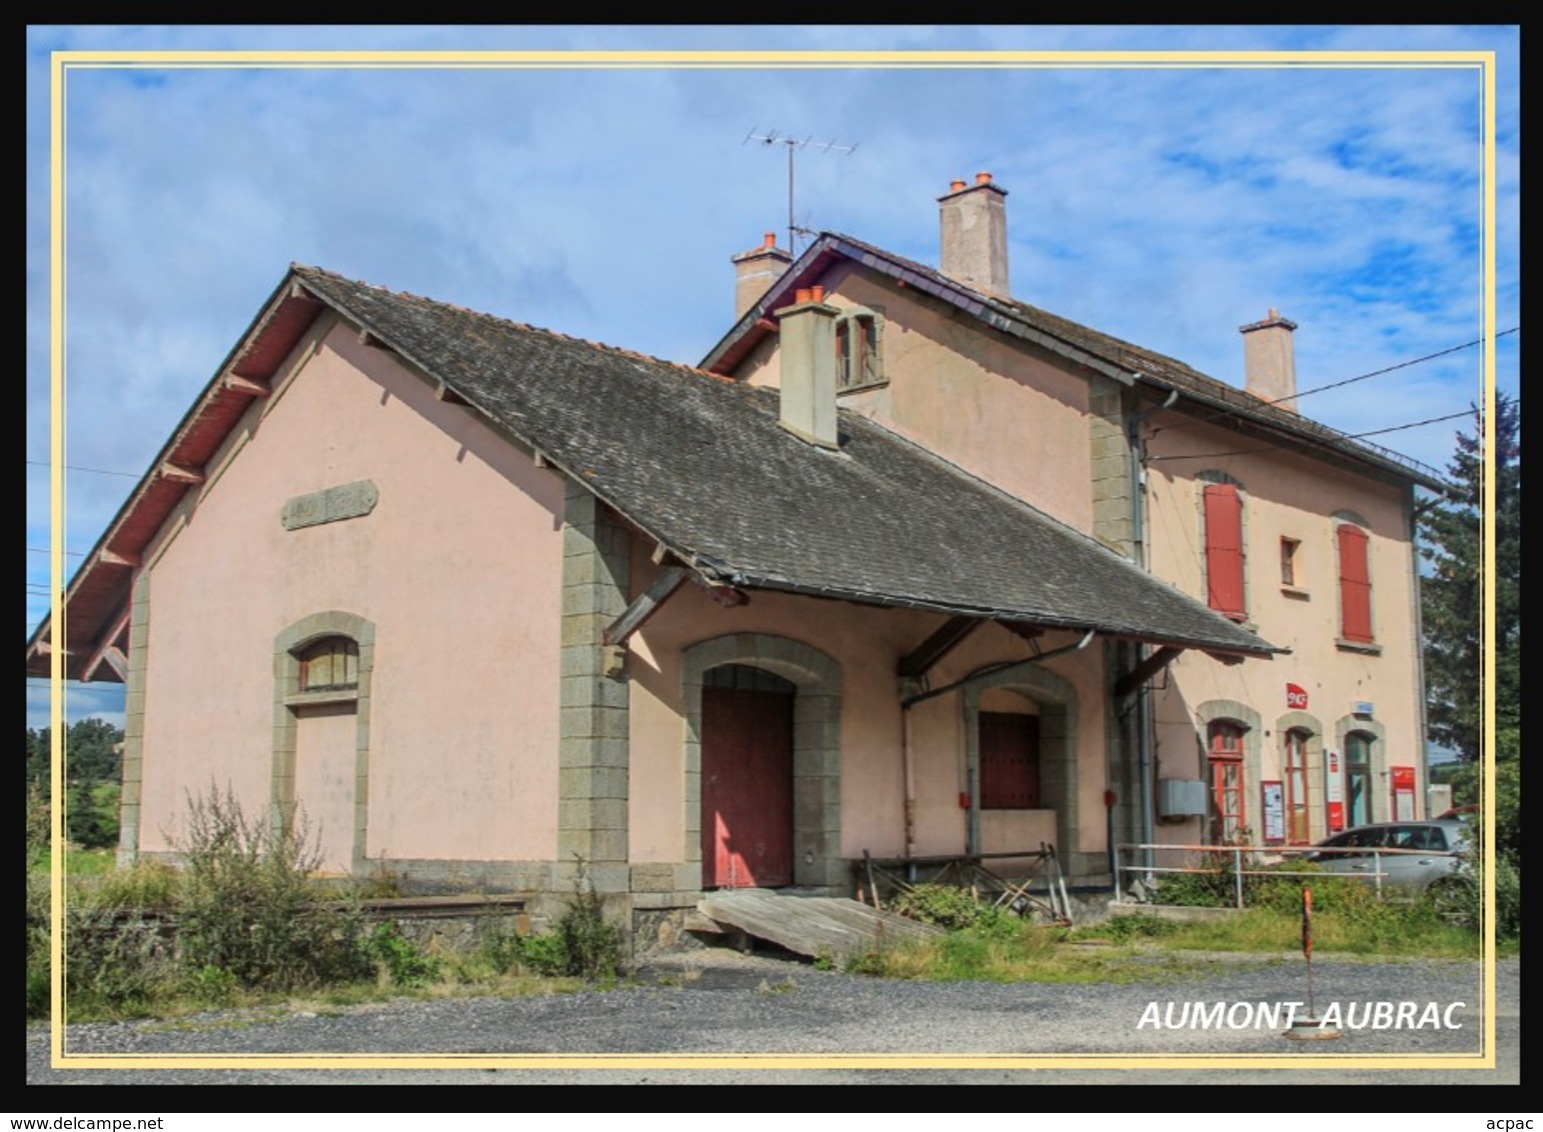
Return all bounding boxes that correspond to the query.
[1203,483,1246,619]
[1337,522,1373,642]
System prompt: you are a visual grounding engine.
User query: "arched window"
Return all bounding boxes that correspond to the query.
[1207,720,1247,844]
[1282,728,1312,844]
[297,635,359,693]
[1199,473,1247,621]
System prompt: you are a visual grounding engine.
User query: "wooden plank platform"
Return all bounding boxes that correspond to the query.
[697,890,942,963]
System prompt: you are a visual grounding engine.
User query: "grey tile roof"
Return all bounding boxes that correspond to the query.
[702,233,1446,491]
[293,265,1276,657]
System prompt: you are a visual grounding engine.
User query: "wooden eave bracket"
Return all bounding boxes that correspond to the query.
[1000,621,1046,645]
[1114,645,1184,698]
[224,375,271,397]
[434,380,470,406]
[79,607,132,683]
[898,615,980,679]
[82,645,128,683]
[602,566,689,647]
[1203,650,1249,667]
[99,548,140,568]
[358,328,394,352]
[159,462,205,485]
[693,575,749,608]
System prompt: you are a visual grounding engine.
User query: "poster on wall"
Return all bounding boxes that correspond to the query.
[1261,781,1285,844]
[1324,748,1345,832]
[1391,765,1416,821]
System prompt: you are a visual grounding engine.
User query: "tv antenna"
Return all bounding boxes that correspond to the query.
[745,129,858,255]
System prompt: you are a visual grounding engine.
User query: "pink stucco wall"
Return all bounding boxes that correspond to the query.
[626,545,1110,865]
[1142,410,1424,845]
[739,264,1094,532]
[137,316,565,863]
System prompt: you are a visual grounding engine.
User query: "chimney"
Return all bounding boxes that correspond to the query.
[938,171,1010,299]
[774,286,840,449]
[731,231,793,319]
[1239,307,1299,412]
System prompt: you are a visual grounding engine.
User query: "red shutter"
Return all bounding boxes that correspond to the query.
[1338,523,1373,642]
[1203,484,1245,618]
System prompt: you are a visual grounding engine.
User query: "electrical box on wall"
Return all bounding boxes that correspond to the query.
[1157,778,1208,821]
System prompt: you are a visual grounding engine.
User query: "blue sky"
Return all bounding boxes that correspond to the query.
[25,26,1520,731]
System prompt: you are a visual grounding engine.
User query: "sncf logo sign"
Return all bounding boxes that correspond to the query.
[1286,683,1309,710]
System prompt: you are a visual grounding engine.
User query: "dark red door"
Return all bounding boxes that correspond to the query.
[701,683,794,888]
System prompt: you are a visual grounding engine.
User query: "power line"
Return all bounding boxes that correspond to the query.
[1153,326,1521,443]
[1288,327,1519,405]
[27,459,139,479]
[28,547,87,557]
[1146,406,1484,465]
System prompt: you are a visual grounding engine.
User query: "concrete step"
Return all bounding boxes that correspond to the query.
[697,889,942,963]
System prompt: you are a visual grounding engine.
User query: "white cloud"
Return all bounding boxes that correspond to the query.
[27,26,1519,626]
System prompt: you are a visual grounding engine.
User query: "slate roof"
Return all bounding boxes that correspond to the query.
[701,233,1447,492]
[292,266,1274,657]
[28,262,1283,679]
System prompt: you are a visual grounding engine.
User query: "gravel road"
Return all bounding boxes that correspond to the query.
[26,951,1518,1086]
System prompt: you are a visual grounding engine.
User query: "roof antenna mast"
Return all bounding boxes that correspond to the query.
[745,129,858,256]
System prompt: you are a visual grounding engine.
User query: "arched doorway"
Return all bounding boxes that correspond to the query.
[682,634,844,891]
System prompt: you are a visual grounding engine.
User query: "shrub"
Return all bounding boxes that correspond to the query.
[1494,855,1522,942]
[889,883,1021,938]
[366,922,443,988]
[26,785,51,1020]
[173,785,370,990]
[553,859,627,980]
[64,901,175,1016]
[512,858,627,980]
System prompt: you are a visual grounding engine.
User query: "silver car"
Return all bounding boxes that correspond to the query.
[1304,819,1470,893]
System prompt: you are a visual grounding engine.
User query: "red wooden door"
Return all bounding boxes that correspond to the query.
[979,711,1040,809]
[701,684,794,888]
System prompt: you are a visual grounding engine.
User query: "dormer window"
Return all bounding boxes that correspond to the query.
[834,309,884,391]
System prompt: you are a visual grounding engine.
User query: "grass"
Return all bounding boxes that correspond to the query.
[31,846,118,878]
[847,889,1482,983]
[848,921,1206,984]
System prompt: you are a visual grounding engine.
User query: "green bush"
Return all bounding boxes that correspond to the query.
[554,861,627,980]
[366,922,443,987]
[1494,855,1522,941]
[173,785,370,990]
[511,859,627,980]
[64,898,175,1016]
[514,930,570,977]
[889,883,1022,938]
[26,785,51,1020]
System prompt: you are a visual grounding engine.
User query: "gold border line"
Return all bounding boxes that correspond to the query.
[46,44,1501,1074]
[51,48,1493,67]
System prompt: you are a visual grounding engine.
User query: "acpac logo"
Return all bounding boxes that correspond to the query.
[1285,683,1309,710]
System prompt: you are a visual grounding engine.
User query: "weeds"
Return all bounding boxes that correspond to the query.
[174,786,370,990]
[366,923,443,988]
[551,857,627,980]
[888,883,1021,938]
[26,784,52,1020]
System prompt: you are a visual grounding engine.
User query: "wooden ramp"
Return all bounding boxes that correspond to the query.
[697,889,942,964]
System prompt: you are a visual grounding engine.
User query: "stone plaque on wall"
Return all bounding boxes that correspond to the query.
[281,480,378,531]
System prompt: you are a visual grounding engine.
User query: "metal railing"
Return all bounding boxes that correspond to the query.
[1113,842,1458,909]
